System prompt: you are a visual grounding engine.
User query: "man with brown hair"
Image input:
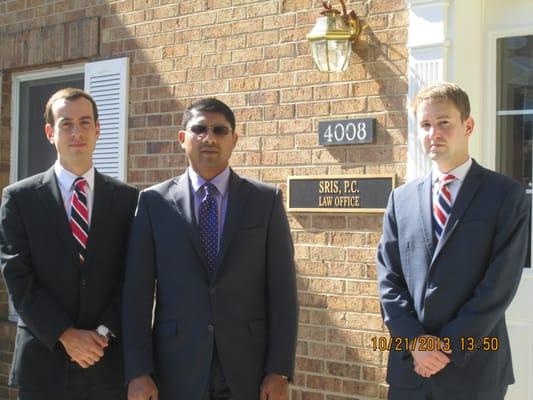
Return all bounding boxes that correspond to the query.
[377,82,529,399]
[0,88,138,399]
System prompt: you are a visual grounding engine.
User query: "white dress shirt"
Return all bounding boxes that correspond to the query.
[54,160,95,226]
[432,157,473,207]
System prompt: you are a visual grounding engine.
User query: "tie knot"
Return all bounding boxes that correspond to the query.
[73,177,87,193]
[439,174,456,187]
[202,182,217,198]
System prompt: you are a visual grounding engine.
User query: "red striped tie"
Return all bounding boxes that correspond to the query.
[433,174,455,241]
[70,177,89,263]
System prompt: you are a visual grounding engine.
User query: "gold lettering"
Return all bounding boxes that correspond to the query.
[332,196,361,208]
[319,180,341,194]
[343,180,358,193]
[319,196,333,207]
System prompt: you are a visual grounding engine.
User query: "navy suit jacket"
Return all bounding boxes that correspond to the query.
[122,169,298,400]
[0,166,138,390]
[377,160,529,391]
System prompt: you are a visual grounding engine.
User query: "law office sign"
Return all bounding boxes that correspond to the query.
[287,175,395,213]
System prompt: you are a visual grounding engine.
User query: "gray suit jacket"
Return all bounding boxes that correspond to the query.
[122,169,298,400]
[377,160,529,391]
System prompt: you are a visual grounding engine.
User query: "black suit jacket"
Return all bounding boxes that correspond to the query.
[0,166,138,390]
[377,160,529,391]
[122,169,298,400]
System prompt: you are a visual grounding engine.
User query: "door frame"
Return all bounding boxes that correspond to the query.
[485,26,533,272]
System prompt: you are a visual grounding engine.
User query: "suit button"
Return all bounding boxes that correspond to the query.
[210,288,216,295]
[80,279,87,286]
[207,324,214,331]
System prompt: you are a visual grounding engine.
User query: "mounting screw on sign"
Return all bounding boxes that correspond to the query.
[318,118,375,146]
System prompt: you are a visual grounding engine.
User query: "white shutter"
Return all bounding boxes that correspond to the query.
[84,57,129,181]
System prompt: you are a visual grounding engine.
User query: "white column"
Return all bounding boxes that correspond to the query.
[406,0,451,179]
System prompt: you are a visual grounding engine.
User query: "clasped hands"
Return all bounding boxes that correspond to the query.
[411,334,451,378]
[59,327,109,368]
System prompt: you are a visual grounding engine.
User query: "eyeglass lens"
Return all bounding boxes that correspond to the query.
[189,125,230,136]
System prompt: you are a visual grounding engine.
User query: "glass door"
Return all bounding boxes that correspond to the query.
[496,34,533,267]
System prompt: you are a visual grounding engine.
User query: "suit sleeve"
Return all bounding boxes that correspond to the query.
[264,189,299,379]
[95,186,139,336]
[377,191,426,342]
[439,183,529,367]
[0,187,73,350]
[122,190,157,382]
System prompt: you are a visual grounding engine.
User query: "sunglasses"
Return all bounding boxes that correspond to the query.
[188,124,231,136]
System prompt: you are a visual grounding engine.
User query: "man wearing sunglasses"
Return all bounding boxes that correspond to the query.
[122,98,298,400]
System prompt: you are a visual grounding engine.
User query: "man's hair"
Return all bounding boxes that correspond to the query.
[44,88,99,125]
[182,98,236,132]
[412,82,471,121]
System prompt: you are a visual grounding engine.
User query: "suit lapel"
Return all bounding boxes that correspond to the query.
[84,170,112,265]
[214,170,247,278]
[172,172,209,269]
[417,173,435,259]
[36,166,78,261]
[431,161,483,264]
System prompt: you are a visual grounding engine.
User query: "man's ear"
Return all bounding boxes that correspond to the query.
[45,124,54,143]
[465,116,475,137]
[178,130,186,148]
[95,120,101,139]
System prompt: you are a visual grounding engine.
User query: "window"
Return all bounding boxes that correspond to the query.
[8,58,129,320]
[17,74,84,179]
[12,58,129,182]
[496,34,533,267]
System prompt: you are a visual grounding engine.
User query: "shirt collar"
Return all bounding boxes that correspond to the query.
[432,157,472,184]
[54,160,95,192]
[188,167,231,197]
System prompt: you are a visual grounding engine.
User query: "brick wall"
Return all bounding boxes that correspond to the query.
[0,0,408,398]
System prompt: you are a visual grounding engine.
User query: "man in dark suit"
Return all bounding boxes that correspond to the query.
[0,88,138,400]
[377,82,529,400]
[122,98,298,400]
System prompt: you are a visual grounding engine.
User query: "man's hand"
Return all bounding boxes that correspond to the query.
[410,335,450,377]
[128,375,158,400]
[260,373,289,400]
[59,328,108,368]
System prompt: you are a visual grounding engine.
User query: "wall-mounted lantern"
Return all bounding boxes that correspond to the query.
[307,0,362,73]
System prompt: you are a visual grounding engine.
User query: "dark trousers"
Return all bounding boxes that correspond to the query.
[389,381,507,400]
[19,365,126,400]
[202,343,233,400]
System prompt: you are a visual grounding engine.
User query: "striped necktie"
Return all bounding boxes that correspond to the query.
[433,174,456,241]
[70,177,89,263]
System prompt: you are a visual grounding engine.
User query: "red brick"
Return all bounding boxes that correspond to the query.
[296,356,325,373]
[307,375,342,392]
[326,361,361,379]
[308,342,345,361]
[328,329,364,346]
[342,381,380,398]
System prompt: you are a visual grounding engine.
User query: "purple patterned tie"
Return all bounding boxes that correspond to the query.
[199,183,218,274]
